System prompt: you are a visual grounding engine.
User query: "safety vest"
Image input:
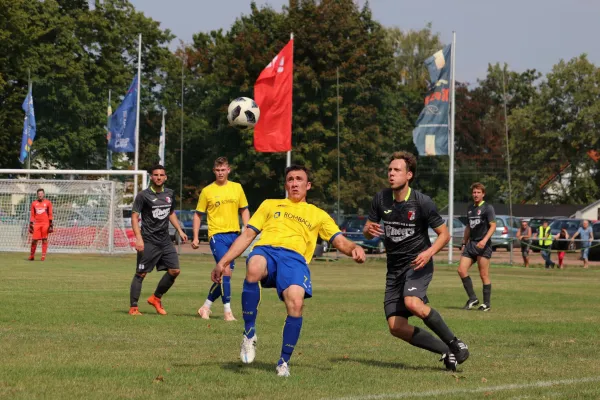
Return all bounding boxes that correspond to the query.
[538,226,552,246]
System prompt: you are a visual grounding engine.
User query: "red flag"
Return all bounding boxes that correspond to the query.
[254,39,293,152]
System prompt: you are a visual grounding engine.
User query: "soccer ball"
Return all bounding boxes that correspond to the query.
[227,97,260,129]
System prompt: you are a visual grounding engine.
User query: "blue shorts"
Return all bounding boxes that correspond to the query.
[210,232,239,269]
[247,245,312,301]
[581,247,590,260]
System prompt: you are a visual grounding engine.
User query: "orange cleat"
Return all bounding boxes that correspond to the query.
[129,306,143,316]
[28,255,34,261]
[41,256,46,261]
[147,294,167,315]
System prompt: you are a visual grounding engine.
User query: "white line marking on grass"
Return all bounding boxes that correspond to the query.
[324,376,600,400]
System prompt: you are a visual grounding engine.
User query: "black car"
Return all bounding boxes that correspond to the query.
[588,222,600,261]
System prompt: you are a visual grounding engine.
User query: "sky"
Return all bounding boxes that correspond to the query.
[129,0,600,85]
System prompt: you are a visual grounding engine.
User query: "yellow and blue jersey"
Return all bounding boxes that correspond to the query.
[195,181,248,238]
[247,199,341,264]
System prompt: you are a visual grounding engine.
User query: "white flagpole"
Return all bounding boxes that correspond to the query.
[159,109,166,166]
[448,31,456,264]
[134,33,142,199]
[286,32,293,169]
[502,68,514,265]
[27,69,32,178]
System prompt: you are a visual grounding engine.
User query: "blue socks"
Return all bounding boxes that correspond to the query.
[207,282,222,302]
[279,315,303,365]
[242,280,260,338]
[222,276,231,304]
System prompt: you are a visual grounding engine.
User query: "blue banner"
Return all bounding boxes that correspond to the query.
[413,45,451,156]
[19,87,36,164]
[108,75,137,153]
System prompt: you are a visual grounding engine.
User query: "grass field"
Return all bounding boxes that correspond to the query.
[1,253,600,399]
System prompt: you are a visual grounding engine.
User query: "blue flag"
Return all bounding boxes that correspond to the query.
[108,75,138,153]
[413,45,451,156]
[19,87,36,164]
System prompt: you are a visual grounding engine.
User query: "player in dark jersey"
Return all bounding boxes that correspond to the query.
[458,182,496,312]
[128,164,188,316]
[363,151,469,372]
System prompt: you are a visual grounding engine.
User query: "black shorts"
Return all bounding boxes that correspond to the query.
[136,241,179,273]
[384,262,433,319]
[461,240,492,261]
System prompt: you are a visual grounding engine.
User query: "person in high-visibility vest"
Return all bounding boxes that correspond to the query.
[533,220,555,268]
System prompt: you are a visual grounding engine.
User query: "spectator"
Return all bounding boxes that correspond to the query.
[571,220,594,269]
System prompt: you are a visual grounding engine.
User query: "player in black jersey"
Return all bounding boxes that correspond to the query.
[458,182,496,312]
[128,165,188,316]
[364,151,469,371]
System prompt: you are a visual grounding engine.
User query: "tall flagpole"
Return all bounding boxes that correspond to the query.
[448,31,456,264]
[134,33,142,199]
[502,68,514,265]
[27,69,31,178]
[179,48,185,253]
[337,67,340,226]
[286,32,293,169]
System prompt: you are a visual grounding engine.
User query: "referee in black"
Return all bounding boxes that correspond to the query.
[458,182,496,312]
[129,164,188,316]
[363,151,469,371]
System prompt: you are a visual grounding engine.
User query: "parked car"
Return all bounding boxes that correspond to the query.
[340,215,385,254]
[588,222,600,261]
[428,216,466,248]
[491,215,521,251]
[549,218,584,250]
[169,210,208,244]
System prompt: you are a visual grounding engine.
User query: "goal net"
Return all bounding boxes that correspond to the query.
[0,179,135,254]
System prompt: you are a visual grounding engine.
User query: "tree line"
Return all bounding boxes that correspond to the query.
[1,0,598,212]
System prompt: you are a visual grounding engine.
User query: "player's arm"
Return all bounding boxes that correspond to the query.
[462,225,470,246]
[481,220,496,246]
[48,201,54,233]
[331,234,366,263]
[131,212,143,251]
[192,212,202,243]
[240,207,250,227]
[212,228,258,283]
[412,223,449,270]
[363,220,383,240]
[29,202,34,233]
[169,211,187,242]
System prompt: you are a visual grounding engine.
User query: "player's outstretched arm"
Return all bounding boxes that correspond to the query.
[212,228,258,283]
[332,234,366,263]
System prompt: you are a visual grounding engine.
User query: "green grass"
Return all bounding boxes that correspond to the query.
[1,253,600,399]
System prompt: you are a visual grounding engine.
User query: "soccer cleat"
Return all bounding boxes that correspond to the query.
[197,306,211,320]
[462,298,479,310]
[223,311,237,322]
[41,256,46,261]
[449,338,470,364]
[28,255,34,261]
[147,295,167,315]
[240,335,257,364]
[478,303,491,312]
[128,306,143,316]
[440,352,457,371]
[276,361,291,377]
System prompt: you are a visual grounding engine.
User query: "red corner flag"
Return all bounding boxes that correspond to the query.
[253,39,293,152]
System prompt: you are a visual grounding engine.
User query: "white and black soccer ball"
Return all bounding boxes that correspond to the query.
[227,97,260,129]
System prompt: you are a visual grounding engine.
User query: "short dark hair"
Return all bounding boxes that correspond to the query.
[471,182,486,193]
[389,151,417,183]
[214,157,229,168]
[149,164,166,174]
[284,164,311,182]
[36,188,44,194]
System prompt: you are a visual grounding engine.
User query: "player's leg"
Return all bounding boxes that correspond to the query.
[40,224,49,260]
[29,239,37,260]
[30,224,43,260]
[129,243,160,315]
[199,236,223,319]
[240,248,270,364]
[220,235,238,321]
[457,243,479,309]
[273,249,312,377]
[148,244,180,315]
[476,253,492,311]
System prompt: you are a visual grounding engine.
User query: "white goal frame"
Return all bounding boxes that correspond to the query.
[0,169,147,254]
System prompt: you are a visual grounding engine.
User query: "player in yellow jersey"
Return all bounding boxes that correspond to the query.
[211,165,366,377]
[193,157,250,321]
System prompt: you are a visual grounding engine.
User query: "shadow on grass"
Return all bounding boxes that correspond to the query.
[330,357,442,372]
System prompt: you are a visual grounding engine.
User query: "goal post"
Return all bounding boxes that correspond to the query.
[0,169,147,254]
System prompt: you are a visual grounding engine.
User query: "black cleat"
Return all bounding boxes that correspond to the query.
[449,338,470,364]
[462,298,479,310]
[478,303,491,312]
[440,352,457,371]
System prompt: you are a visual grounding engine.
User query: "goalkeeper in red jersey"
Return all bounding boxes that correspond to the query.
[29,188,53,261]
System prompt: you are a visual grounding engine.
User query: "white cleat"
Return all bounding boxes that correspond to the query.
[276,362,290,377]
[223,311,237,322]
[240,335,257,364]
[197,306,211,320]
